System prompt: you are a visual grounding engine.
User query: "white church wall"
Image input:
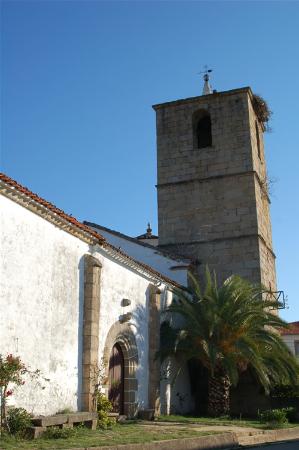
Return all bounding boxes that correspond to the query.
[160,358,194,415]
[0,195,89,415]
[159,291,194,415]
[89,228,189,287]
[0,194,166,415]
[170,362,194,414]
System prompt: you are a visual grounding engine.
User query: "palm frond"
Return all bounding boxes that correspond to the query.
[159,266,298,394]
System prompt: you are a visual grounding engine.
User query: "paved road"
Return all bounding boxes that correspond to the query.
[244,441,299,449]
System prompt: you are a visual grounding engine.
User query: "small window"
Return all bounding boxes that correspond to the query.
[255,121,261,160]
[294,341,299,357]
[193,110,212,149]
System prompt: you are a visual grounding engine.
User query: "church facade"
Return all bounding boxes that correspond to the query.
[0,83,277,417]
[0,174,192,416]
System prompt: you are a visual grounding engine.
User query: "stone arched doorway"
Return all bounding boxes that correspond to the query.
[103,322,138,417]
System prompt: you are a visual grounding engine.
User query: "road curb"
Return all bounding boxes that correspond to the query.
[238,427,299,446]
[65,432,238,450]
[62,426,299,450]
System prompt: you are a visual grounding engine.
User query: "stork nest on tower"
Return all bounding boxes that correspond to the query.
[252,94,272,130]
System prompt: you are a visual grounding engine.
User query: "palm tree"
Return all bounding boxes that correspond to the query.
[159,269,299,417]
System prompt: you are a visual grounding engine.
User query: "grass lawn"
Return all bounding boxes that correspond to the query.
[157,414,299,429]
[0,422,213,449]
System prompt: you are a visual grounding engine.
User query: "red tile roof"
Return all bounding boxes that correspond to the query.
[281,321,299,335]
[0,173,106,243]
[0,172,184,289]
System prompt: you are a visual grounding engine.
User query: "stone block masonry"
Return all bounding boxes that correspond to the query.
[148,285,161,415]
[81,255,102,412]
[153,87,277,290]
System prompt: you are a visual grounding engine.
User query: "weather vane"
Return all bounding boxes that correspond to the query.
[198,65,213,95]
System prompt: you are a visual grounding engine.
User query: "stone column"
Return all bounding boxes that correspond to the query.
[81,255,102,412]
[148,284,161,415]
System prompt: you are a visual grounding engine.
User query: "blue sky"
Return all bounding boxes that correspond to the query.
[1,1,298,321]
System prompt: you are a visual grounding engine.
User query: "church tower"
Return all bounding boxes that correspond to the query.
[153,82,276,290]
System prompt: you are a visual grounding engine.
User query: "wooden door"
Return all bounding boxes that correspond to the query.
[108,343,124,414]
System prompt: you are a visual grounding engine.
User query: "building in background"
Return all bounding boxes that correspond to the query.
[281,322,299,357]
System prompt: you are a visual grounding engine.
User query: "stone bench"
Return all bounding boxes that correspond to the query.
[29,412,98,438]
[107,412,127,423]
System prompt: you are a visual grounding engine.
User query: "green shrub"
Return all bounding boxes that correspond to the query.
[6,407,32,437]
[96,393,116,429]
[259,406,298,424]
[283,406,297,422]
[259,408,288,425]
[42,426,76,439]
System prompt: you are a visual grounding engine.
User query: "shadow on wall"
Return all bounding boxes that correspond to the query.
[160,356,195,416]
[187,359,209,415]
[159,351,273,417]
[132,300,147,386]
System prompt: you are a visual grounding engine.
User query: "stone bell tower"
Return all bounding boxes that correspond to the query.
[153,80,276,290]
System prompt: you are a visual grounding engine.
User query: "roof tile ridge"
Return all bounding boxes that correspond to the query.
[0,172,105,243]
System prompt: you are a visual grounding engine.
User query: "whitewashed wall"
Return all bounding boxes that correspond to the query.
[88,227,189,287]
[160,358,194,415]
[0,195,88,415]
[0,195,166,415]
[159,291,194,415]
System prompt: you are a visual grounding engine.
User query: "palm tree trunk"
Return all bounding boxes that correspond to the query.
[207,375,231,417]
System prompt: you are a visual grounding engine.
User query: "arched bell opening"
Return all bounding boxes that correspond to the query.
[192,109,212,149]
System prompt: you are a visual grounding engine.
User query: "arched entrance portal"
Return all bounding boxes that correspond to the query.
[103,322,139,417]
[108,343,124,414]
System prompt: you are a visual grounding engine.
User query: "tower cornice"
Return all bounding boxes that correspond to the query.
[152,86,253,110]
